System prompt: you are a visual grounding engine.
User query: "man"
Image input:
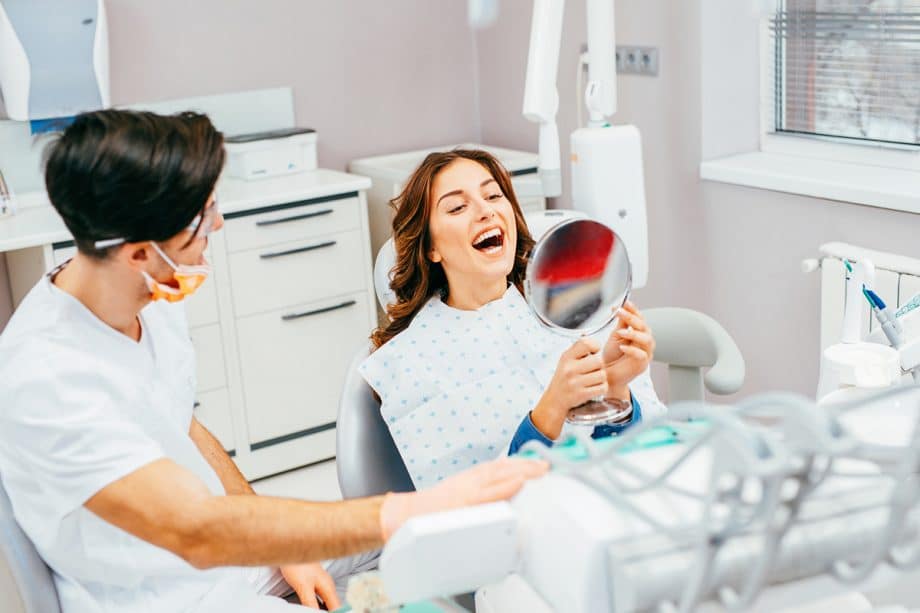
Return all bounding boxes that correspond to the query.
[0,110,546,612]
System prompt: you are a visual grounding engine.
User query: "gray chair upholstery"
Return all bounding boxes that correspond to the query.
[0,478,62,613]
[336,344,415,499]
[643,307,745,403]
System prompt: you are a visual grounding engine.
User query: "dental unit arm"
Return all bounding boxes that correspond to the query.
[374,388,920,612]
[521,0,649,288]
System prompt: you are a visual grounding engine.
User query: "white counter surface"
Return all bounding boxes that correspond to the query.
[0,169,372,252]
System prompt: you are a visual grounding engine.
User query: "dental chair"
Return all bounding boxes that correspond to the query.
[336,210,745,498]
[643,307,745,403]
[0,478,62,613]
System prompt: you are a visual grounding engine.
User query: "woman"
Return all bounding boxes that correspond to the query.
[360,149,665,487]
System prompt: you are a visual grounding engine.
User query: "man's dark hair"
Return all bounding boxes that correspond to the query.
[44,109,225,258]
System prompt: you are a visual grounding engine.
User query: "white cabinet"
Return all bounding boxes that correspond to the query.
[235,291,371,452]
[215,172,375,479]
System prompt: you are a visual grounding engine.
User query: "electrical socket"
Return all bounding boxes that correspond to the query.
[615,46,658,76]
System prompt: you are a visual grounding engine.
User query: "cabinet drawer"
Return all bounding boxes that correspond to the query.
[184,266,220,327]
[236,293,372,449]
[228,230,367,317]
[223,195,360,253]
[194,388,235,453]
[190,324,227,392]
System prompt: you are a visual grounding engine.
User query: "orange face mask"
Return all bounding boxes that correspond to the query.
[143,242,210,303]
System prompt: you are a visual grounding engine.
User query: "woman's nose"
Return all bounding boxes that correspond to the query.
[475,198,495,221]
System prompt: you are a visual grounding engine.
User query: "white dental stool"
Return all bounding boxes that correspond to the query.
[335,210,746,498]
[0,478,62,613]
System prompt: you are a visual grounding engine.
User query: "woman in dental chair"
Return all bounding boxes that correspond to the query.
[360,149,666,488]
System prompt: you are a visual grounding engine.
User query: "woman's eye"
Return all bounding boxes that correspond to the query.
[448,203,466,214]
[487,193,503,201]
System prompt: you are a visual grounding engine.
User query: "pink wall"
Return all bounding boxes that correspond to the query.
[105,0,482,169]
[0,0,484,330]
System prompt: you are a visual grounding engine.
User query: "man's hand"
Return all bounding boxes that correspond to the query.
[379,457,549,540]
[281,562,341,609]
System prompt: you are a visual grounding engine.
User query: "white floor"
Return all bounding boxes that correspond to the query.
[250,458,342,501]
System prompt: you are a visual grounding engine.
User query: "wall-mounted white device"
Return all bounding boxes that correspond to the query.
[0,0,110,121]
[522,0,650,289]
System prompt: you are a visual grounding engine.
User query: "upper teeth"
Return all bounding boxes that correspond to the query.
[474,228,502,245]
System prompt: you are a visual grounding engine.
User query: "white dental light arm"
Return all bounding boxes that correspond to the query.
[522,0,565,197]
[584,0,617,122]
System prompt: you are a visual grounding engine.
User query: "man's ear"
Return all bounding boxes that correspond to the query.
[123,243,151,271]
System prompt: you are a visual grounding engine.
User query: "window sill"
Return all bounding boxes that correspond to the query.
[699,151,920,215]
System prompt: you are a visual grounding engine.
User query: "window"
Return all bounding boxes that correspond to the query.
[768,0,920,148]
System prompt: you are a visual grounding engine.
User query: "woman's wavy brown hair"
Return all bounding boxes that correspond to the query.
[370,149,535,349]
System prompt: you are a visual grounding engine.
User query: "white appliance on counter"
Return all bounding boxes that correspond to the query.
[225,127,318,181]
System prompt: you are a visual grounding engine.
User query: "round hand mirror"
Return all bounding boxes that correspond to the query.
[525,217,633,426]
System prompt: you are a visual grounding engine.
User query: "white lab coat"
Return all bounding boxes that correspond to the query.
[360,286,666,487]
[0,275,309,613]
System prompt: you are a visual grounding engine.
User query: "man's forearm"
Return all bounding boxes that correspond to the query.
[187,494,385,569]
[190,417,254,495]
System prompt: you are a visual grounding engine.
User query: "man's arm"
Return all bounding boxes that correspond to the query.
[189,417,254,495]
[85,458,385,569]
[84,452,547,571]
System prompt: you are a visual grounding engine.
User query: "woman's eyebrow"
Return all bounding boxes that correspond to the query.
[436,189,463,206]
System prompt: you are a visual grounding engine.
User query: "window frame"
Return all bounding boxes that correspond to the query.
[757,10,920,172]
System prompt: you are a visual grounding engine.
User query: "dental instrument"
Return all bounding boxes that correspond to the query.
[864,288,904,349]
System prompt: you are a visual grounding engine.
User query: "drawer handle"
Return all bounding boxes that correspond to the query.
[255,208,333,227]
[282,299,357,322]
[260,240,337,260]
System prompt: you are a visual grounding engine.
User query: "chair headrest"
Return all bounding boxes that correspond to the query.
[373,208,586,312]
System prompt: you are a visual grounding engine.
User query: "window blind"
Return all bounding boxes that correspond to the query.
[769,0,920,147]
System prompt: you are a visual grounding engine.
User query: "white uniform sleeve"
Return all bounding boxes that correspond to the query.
[0,364,165,520]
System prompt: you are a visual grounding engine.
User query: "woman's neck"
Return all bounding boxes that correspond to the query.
[443,274,507,311]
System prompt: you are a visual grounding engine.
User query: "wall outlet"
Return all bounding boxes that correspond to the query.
[615,46,659,76]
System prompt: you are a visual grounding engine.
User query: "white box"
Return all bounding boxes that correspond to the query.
[225,128,317,180]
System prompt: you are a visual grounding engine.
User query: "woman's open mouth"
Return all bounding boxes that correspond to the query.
[472,228,504,254]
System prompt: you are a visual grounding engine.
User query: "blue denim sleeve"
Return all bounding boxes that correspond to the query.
[591,393,643,440]
[508,413,554,455]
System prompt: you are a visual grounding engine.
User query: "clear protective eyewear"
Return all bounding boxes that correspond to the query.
[94,200,220,250]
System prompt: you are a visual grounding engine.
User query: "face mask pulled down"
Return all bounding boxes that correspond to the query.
[143,242,210,303]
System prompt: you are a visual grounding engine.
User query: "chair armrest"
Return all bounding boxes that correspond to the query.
[643,307,745,396]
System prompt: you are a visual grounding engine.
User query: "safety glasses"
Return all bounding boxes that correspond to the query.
[93,199,220,250]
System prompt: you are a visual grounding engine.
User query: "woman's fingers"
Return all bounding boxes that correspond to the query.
[616,307,648,332]
[567,336,601,359]
[620,344,651,361]
[615,329,654,352]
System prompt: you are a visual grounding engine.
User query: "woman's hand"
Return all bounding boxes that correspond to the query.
[603,301,655,401]
[532,337,608,439]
